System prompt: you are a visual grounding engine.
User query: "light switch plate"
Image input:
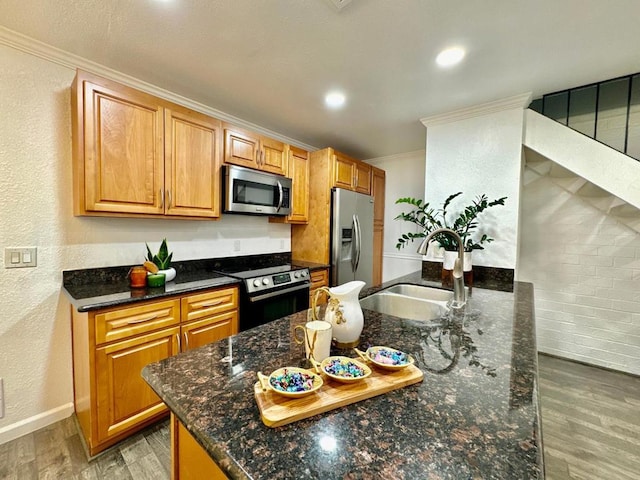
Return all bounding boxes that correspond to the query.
[4,247,37,268]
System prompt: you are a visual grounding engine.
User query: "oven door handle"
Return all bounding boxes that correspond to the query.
[248,283,310,302]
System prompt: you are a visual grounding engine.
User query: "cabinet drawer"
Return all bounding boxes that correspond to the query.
[182,310,238,351]
[95,299,181,345]
[309,269,329,289]
[181,287,238,323]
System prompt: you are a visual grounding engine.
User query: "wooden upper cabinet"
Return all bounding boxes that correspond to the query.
[372,166,385,228]
[332,151,371,194]
[285,146,310,224]
[333,152,356,190]
[269,146,310,225]
[223,123,286,176]
[72,70,222,219]
[77,75,165,215]
[165,108,221,218]
[354,162,372,194]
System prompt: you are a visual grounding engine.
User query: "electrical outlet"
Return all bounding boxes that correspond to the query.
[233,240,241,252]
[4,247,37,268]
[0,378,4,419]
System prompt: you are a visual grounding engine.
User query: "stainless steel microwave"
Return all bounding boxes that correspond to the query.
[223,164,292,216]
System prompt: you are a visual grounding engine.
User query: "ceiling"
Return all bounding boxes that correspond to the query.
[2,0,640,159]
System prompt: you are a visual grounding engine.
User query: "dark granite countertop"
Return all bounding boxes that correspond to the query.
[142,271,543,479]
[61,253,299,312]
[63,270,240,312]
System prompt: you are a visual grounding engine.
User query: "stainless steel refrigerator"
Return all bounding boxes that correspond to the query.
[330,188,374,286]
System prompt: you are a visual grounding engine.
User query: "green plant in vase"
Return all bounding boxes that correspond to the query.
[145,238,176,282]
[395,192,507,252]
[395,192,507,289]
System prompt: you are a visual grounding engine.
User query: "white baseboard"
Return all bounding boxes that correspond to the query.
[0,403,74,445]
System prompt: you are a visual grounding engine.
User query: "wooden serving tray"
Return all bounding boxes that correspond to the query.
[254,363,424,427]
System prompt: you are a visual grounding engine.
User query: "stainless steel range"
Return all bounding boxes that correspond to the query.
[216,264,310,331]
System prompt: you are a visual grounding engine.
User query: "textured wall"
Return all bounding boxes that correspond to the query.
[0,45,290,442]
[424,108,524,269]
[520,173,640,375]
[366,150,425,282]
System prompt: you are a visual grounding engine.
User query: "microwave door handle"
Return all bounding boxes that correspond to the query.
[276,180,284,212]
[353,214,362,272]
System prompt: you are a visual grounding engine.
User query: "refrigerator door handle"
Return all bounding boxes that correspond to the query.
[353,214,362,272]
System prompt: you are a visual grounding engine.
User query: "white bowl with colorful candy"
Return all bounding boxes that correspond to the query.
[355,346,415,371]
[312,356,372,383]
[257,367,323,398]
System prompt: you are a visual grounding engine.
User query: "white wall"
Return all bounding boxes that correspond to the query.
[366,150,425,282]
[422,102,526,269]
[520,171,640,375]
[0,44,291,443]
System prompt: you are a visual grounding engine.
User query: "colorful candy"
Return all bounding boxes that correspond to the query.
[372,348,409,366]
[270,369,317,392]
[323,358,367,378]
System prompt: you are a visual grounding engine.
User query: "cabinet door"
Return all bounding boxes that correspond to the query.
[165,108,221,218]
[82,78,164,215]
[172,415,228,480]
[223,125,260,169]
[333,153,356,190]
[260,137,287,175]
[95,327,180,443]
[372,166,385,228]
[287,146,309,223]
[354,162,372,194]
[373,226,384,286]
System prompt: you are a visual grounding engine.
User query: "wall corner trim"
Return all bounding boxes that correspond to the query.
[420,92,533,128]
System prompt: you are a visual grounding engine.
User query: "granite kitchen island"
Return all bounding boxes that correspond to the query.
[142,272,543,479]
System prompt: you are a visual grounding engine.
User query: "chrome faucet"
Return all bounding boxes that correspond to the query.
[417,228,466,306]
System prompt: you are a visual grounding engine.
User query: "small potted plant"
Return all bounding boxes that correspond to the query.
[145,238,176,282]
[395,192,507,286]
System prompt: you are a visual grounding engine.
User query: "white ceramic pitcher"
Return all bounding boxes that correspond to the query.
[312,280,365,348]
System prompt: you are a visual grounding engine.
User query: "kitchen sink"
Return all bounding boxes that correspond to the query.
[359,291,448,322]
[382,284,453,304]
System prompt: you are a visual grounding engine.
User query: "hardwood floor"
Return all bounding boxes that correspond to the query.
[0,354,638,479]
[539,354,640,480]
[0,417,170,480]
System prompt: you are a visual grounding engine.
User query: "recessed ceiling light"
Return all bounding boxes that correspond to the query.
[436,47,465,67]
[325,91,346,109]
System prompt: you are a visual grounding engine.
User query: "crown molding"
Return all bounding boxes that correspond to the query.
[0,26,318,152]
[420,92,533,128]
[364,149,426,164]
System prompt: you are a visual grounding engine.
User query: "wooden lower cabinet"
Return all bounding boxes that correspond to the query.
[309,268,329,305]
[171,414,228,480]
[71,286,238,456]
[95,327,180,443]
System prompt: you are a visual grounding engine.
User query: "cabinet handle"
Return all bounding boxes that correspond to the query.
[201,299,224,307]
[176,333,182,351]
[183,332,190,351]
[166,189,172,208]
[159,189,165,209]
[127,313,159,325]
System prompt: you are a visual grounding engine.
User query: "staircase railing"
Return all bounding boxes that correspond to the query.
[529,73,640,161]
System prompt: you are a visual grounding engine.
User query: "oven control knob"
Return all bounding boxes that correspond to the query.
[262,278,270,285]
[301,270,308,277]
[253,279,261,288]
[294,271,300,278]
